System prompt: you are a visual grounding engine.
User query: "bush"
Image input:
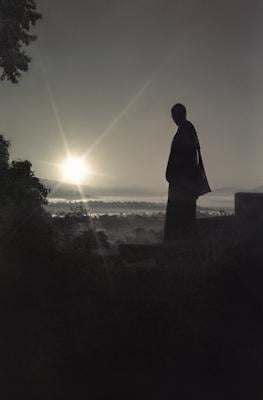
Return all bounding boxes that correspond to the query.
[0,135,53,260]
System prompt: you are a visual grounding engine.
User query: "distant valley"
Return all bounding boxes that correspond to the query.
[41,179,263,212]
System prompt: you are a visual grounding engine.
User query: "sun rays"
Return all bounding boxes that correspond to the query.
[37,50,160,201]
[61,156,88,184]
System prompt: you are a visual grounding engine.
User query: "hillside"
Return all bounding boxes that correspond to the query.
[1,214,263,399]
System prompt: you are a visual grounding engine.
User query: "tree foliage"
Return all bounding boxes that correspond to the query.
[0,0,42,83]
[0,134,11,204]
[0,134,9,168]
[0,134,49,206]
[8,159,49,205]
[0,135,52,255]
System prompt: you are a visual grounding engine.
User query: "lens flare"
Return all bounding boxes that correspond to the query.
[61,157,88,184]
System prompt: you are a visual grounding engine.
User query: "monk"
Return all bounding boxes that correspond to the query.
[164,103,211,242]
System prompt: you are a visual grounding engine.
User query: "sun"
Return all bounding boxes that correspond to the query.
[61,157,88,184]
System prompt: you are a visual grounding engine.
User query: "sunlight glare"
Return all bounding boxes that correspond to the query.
[61,157,88,184]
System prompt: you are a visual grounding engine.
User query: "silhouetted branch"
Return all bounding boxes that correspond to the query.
[0,0,42,83]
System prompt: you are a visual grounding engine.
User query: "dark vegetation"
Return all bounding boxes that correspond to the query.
[1,136,263,399]
[0,0,41,83]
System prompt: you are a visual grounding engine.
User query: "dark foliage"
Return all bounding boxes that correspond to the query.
[0,0,42,83]
[1,224,263,400]
[0,134,10,204]
[8,159,49,205]
[0,133,9,167]
[0,135,52,256]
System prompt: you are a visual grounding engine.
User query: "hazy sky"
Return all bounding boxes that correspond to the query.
[0,0,262,191]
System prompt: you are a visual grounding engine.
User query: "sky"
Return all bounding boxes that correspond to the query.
[0,0,262,192]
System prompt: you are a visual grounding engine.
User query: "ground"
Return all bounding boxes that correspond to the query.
[1,215,263,399]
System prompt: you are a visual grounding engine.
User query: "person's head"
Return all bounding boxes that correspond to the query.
[171,103,187,126]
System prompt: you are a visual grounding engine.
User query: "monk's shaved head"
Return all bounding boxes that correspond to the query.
[171,103,187,126]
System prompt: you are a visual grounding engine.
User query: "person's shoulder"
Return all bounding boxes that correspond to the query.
[181,120,198,147]
[184,120,196,132]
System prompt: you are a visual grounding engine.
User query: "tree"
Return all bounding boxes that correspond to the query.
[0,0,42,83]
[0,134,9,168]
[0,135,52,256]
[8,159,49,206]
[0,134,10,205]
[0,134,49,206]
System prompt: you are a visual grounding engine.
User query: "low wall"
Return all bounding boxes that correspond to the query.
[235,192,263,220]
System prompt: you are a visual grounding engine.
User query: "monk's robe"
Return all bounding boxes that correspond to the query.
[164,120,210,241]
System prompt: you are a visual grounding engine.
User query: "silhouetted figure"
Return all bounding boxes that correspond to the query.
[164,104,211,241]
